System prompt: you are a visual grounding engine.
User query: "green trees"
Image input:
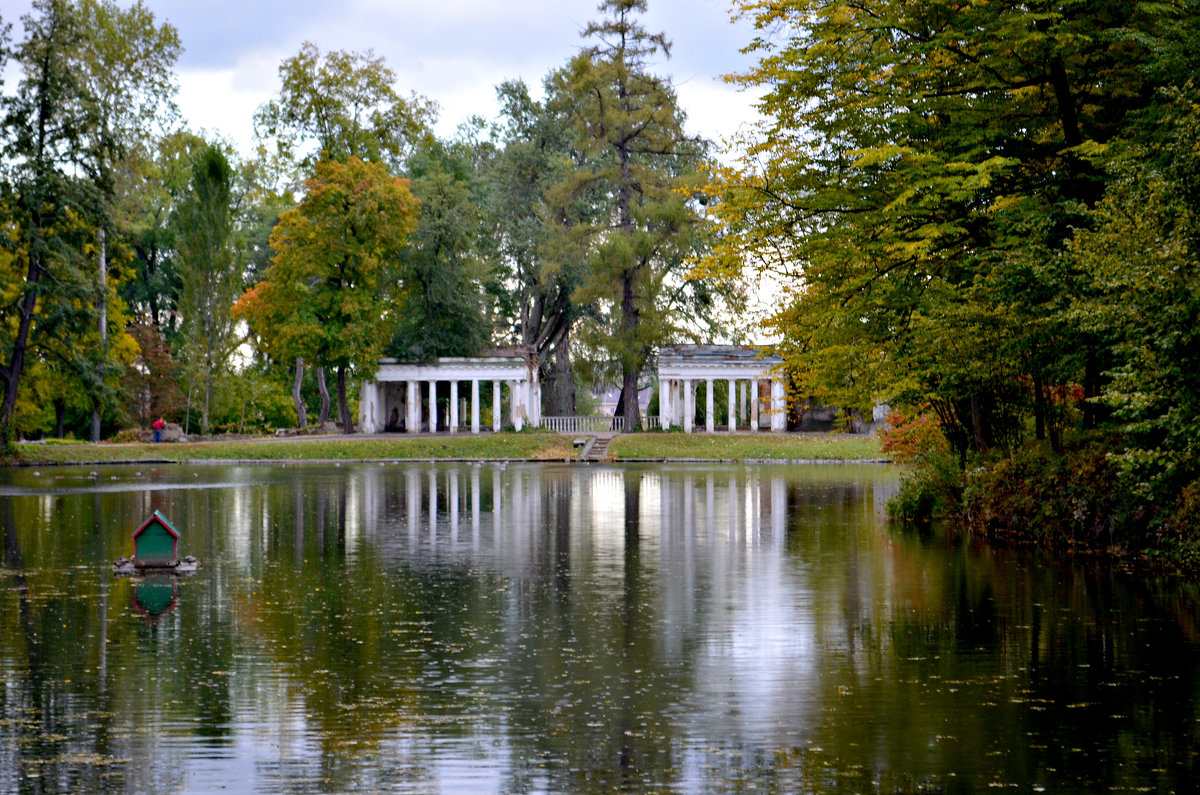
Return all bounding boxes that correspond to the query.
[708,0,1200,535]
[708,0,1182,445]
[175,143,241,435]
[1071,92,1200,505]
[246,42,440,430]
[238,158,419,433]
[0,2,732,442]
[550,0,710,430]
[0,0,179,443]
[487,79,581,414]
[387,138,493,359]
[254,41,435,177]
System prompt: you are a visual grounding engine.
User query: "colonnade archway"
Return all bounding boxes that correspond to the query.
[359,355,541,434]
[657,345,787,432]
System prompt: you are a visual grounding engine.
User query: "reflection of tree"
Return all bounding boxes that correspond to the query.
[2,497,115,789]
[617,469,641,781]
[2,500,34,648]
[240,481,461,788]
[495,467,688,791]
[1,494,191,790]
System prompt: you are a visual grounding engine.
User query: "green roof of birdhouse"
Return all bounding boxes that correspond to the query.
[132,510,180,566]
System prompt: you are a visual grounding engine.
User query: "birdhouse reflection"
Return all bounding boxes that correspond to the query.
[133,574,178,624]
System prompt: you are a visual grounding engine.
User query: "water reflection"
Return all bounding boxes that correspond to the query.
[133,574,178,623]
[1,462,1199,792]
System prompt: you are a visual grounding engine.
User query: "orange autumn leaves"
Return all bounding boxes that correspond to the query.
[235,157,419,377]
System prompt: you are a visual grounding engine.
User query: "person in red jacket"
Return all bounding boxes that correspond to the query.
[152,417,165,443]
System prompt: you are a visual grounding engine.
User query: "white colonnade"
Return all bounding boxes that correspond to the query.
[358,354,541,434]
[657,345,787,433]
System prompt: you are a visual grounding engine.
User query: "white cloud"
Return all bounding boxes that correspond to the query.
[7,0,766,158]
[175,68,268,152]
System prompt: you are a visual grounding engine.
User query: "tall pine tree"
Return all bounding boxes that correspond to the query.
[550,0,709,430]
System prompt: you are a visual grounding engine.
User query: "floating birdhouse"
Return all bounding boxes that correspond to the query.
[132,510,181,568]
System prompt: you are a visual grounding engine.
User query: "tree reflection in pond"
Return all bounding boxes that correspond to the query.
[1,462,1199,792]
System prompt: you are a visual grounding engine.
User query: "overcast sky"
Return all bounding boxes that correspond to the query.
[2,0,764,156]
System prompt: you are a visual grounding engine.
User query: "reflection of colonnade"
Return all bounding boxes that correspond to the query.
[655,468,788,550]
[657,345,787,432]
[352,464,789,565]
[358,353,541,434]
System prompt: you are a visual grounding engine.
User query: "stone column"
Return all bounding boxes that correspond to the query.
[659,378,671,430]
[670,380,682,428]
[428,380,438,432]
[740,381,747,424]
[407,380,419,434]
[509,380,525,432]
[529,377,542,429]
[706,379,715,433]
[492,381,501,432]
[449,381,459,433]
[770,378,786,431]
[358,381,375,434]
[471,380,480,433]
[683,379,694,433]
[728,379,736,431]
[750,379,759,432]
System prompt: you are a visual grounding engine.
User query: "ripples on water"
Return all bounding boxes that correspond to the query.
[1,462,1198,792]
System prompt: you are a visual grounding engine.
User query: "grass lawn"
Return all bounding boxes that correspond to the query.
[610,432,884,461]
[1,430,885,467]
[2,431,578,466]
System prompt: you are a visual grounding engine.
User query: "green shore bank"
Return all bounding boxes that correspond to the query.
[8,432,1196,573]
[1,430,885,467]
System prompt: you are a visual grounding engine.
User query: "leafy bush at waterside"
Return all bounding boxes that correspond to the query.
[943,442,1200,571]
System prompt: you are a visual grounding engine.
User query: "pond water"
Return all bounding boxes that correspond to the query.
[1,461,1198,793]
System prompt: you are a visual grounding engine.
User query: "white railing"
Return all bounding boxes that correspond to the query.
[541,416,625,433]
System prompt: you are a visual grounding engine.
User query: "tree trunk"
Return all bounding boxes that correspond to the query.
[54,399,65,439]
[292,358,308,429]
[970,393,988,453]
[202,374,213,436]
[91,227,106,443]
[1048,399,1063,454]
[1032,369,1046,442]
[0,250,42,446]
[336,365,354,433]
[316,367,331,425]
[1083,348,1101,430]
[90,399,102,442]
[620,270,641,432]
[542,324,576,416]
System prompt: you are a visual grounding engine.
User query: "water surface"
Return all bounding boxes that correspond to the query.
[1,462,1197,792]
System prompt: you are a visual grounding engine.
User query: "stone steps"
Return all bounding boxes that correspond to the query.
[580,433,616,461]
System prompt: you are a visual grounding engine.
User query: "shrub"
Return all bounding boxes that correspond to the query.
[882,410,961,525]
[879,410,949,465]
[959,443,1130,549]
[1155,482,1200,569]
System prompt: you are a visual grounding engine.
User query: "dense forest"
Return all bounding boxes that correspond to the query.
[0,0,732,442]
[704,0,1200,552]
[4,0,1200,553]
